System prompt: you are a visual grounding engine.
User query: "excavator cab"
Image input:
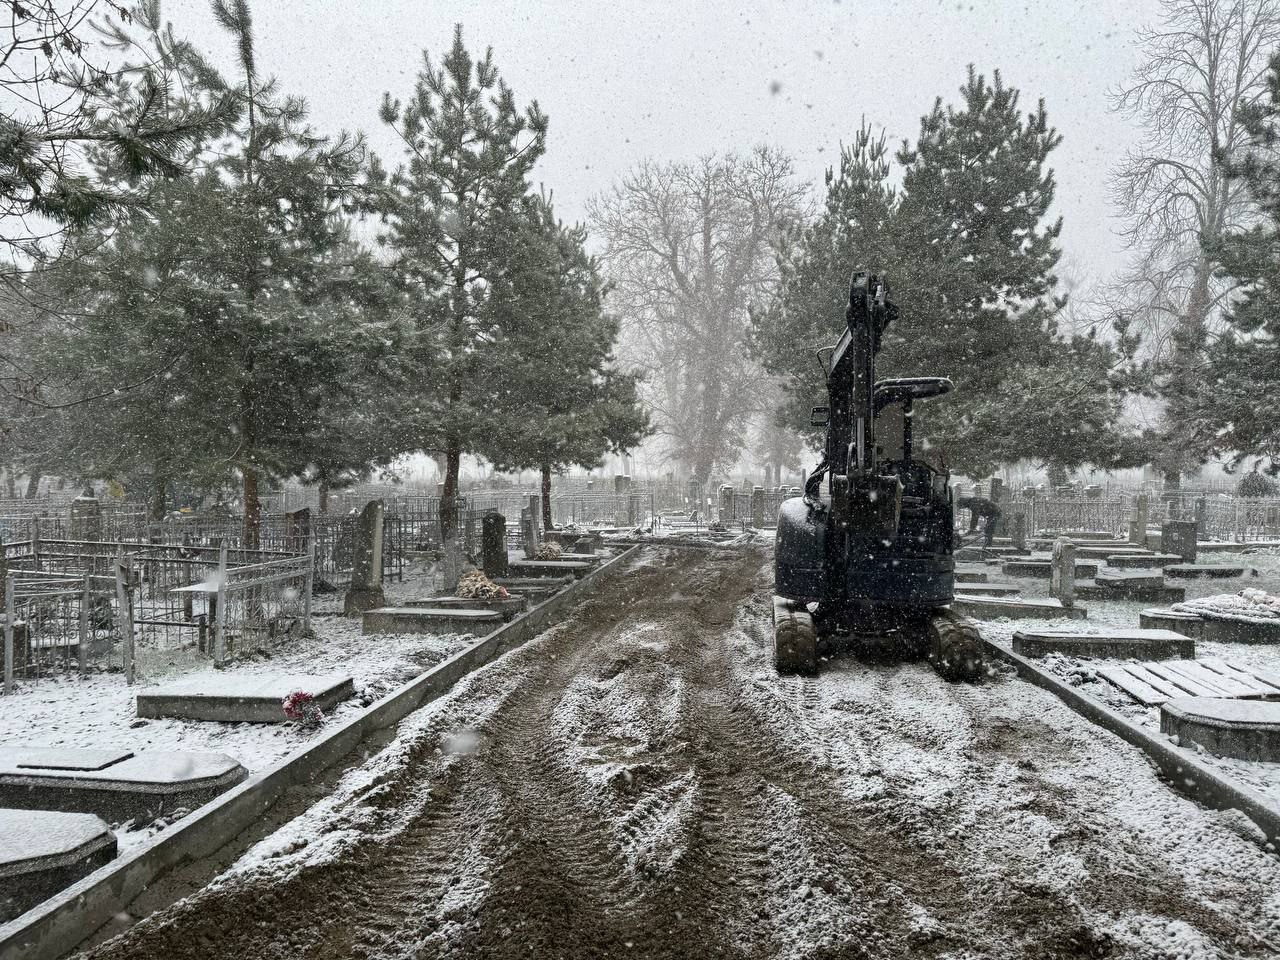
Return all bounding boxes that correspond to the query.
[773,271,982,680]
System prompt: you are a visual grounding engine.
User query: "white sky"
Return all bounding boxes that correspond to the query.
[163,0,1164,288]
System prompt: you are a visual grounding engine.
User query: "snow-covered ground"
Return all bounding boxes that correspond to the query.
[975,545,1280,805]
[0,567,480,850]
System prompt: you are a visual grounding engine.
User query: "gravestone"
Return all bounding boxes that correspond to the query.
[285,506,311,544]
[1128,493,1150,546]
[69,487,102,541]
[751,486,766,527]
[440,531,464,594]
[482,513,508,578]
[1162,519,1198,564]
[1049,537,1076,608]
[1194,496,1208,538]
[614,474,631,495]
[1084,483,1103,499]
[1010,511,1027,551]
[686,478,701,508]
[718,484,735,523]
[342,499,385,615]
[521,507,539,560]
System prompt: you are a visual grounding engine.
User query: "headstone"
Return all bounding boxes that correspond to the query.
[342,499,385,615]
[285,506,311,546]
[686,478,701,506]
[1049,537,1076,608]
[988,478,1004,502]
[718,484,735,522]
[614,474,630,495]
[1084,483,1103,500]
[1022,485,1038,499]
[440,532,464,593]
[1194,496,1208,538]
[521,507,538,560]
[1010,511,1027,551]
[482,513,508,578]
[750,485,766,527]
[69,488,102,542]
[1128,494,1149,546]
[1161,519,1198,563]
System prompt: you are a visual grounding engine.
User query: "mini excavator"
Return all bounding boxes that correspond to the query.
[773,271,984,680]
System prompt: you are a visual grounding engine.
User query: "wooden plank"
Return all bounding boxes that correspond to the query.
[1144,662,1224,698]
[1098,666,1169,706]
[1198,657,1280,697]
[1223,659,1280,696]
[1121,664,1187,700]
[1159,660,1256,698]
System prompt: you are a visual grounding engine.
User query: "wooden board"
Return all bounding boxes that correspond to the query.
[1099,658,1280,706]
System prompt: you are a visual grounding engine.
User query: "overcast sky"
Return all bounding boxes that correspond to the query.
[165,0,1164,293]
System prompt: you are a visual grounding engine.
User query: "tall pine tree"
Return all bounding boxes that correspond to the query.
[370,26,548,531]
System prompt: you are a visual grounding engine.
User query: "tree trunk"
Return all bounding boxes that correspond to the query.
[24,472,41,499]
[440,439,461,538]
[243,468,261,549]
[541,462,554,531]
[4,471,14,499]
[318,479,330,514]
[148,474,168,522]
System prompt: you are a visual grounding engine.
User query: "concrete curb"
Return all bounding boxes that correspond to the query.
[0,544,643,960]
[980,637,1280,847]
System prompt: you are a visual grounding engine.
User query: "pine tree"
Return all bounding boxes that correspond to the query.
[482,196,649,527]
[370,25,548,532]
[1196,51,1280,472]
[44,0,400,536]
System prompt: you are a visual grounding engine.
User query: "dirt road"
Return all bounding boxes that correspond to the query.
[85,547,1280,959]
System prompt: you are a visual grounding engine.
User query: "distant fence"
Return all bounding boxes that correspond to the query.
[997,493,1280,543]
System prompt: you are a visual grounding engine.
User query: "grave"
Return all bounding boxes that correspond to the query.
[343,500,386,615]
[1139,608,1207,639]
[136,672,355,723]
[954,565,989,584]
[953,596,1087,620]
[1164,563,1254,579]
[492,576,572,601]
[0,747,246,822]
[1098,657,1280,706]
[481,513,509,579]
[954,582,1022,598]
[1001,558,1099,579]
[0,808,117,923]
[1073,545,1153,561]
[1083,569,1185,603]
[1162,520,1198,563]
[1106,553,1183,570]
[1011,627,1194,661]
[507,559,594,579]
[1161,697,1280,762]
[403,595,528,619]
[363,606,503,636]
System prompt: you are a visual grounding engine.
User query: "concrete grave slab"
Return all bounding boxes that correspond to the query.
[362,607,503,636]
[507,559,594,579]
[954,596,1087,620]
[1074,546,1153,560]
[402,595,528,619]
[1162,697,1280,762]
[1107,553,1183,569]
[954,565,989,584]
[1140,608,1207,639]
[954,583,1022,598]
[1001,559,1099,579]
[1012,627,1194,661]
[1164,564,1255,579]
[0,808,116,923]
[136,672,355,724]
[0,748,246,822]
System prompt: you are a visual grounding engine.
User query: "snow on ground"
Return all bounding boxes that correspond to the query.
[975,545,1280,806]
[0,567,479,851]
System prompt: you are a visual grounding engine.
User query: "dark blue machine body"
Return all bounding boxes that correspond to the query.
[774,495,954,609]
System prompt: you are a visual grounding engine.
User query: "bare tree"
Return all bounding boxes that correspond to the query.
[588,147,807,484]
[1111,0,1280,486]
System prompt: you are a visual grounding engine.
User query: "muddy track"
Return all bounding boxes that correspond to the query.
[84,547,1280,959]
